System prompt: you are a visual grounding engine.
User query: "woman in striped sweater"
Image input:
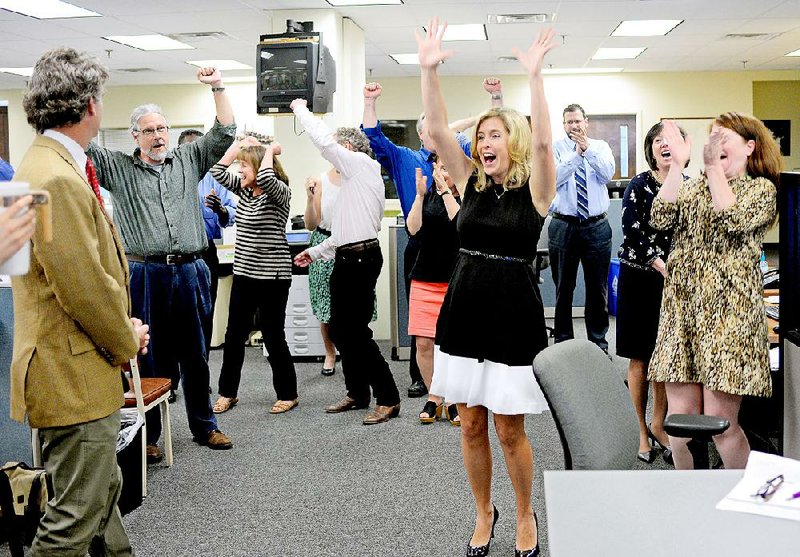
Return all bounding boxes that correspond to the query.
[210,135,298,415]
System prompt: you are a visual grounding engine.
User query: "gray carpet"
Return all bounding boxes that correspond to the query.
[2,318,673,557]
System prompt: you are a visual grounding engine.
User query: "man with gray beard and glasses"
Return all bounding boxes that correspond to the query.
[87,67,236,459]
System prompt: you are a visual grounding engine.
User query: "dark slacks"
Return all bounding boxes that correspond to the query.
[329,244,400,406]
[128,259,218,443]
[217,275,297,400]
[548,217,612,351]
[403,234,422,384]
[200,237,221,358]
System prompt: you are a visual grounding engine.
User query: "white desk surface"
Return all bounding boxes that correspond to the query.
[544,469,798,557]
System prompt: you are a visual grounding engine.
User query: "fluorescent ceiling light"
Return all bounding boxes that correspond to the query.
[542,67,623,75]
[104,35,194,51]
[488,13,555,24]
[186,60,252,71]
[0,67,33,76]
[0,0,100,19]
[390,53,417,65]
[786,48,800,57]
[326,0,402,5]
[612,20,682,37]
[422,23,487,42]
[592,47,646,60]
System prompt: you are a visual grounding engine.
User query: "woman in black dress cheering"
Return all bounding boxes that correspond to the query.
[616,122,687,465]
[418,19,557,557]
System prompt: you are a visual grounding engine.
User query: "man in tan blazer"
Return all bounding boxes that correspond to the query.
[11,47,149,556]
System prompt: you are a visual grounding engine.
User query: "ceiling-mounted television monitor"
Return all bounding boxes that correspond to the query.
[256,37,335,114]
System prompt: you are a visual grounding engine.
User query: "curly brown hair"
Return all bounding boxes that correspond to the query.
[23,48,108,133]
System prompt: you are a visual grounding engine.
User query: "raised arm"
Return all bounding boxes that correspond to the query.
[362,82,381,129]
[196,67,234,127]
[291,99,364,178]
[406,168,427,236]
[703,130,737,212]
[304,176,322,231]
[656,121,690,204]
[417,18,473,193]
[513,29,558,216]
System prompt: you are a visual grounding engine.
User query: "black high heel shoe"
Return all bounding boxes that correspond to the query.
[514,511,540,557]
[466,505,499,557]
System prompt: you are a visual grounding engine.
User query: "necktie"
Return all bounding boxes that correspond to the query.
[575,159,589,220]
[85,158,104,208]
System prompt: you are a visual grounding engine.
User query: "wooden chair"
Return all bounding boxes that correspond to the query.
[30,358,173,498]
[123,357,173,497]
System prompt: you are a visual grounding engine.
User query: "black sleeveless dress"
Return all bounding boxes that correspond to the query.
[431,175,549,415]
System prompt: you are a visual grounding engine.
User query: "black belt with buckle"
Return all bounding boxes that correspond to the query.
[126,253,201,265]
[337,238,379,254]
[552,212,607,225]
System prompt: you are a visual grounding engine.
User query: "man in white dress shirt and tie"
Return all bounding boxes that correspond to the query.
[549,103,616,353]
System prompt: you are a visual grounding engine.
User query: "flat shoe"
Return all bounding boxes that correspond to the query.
[270,399,299,414]
[212,396,238,414]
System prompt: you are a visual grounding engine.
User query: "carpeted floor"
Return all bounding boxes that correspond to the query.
[2,318,674,557]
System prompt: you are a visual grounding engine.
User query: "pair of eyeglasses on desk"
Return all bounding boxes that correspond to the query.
[752,474,783,500]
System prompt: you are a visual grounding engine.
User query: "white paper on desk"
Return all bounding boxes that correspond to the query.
[716,451,800,521]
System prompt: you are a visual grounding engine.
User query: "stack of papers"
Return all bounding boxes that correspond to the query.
[717,451,800,521]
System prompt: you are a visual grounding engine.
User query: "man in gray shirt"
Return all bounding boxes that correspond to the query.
[88,67,236,458]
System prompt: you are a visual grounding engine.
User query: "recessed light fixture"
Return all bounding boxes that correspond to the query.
[488,13,555,24]
[786,48,800,57]
[389,53,418,65]
[422,23,487,42]
[0,67,33,76]
[104,35,194,51]
[542,67,623,75]
[186,60,252,71]
[592,47,646,60]
[611,20,682,37]
[326,0,402,5]
[0,0,100,19]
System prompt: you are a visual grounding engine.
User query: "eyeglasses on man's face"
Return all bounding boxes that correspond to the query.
[136,126,170,137]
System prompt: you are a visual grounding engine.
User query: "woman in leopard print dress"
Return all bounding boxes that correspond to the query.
[648,113,783,469]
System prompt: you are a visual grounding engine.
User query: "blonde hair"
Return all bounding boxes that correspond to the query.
[238,144,290,185]
[470,107,531,192]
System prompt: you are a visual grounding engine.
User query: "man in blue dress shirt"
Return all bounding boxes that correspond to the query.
[178,129,237,358]
[550,103,616,352]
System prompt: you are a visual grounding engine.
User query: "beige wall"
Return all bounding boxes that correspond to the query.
[2,68,797,338]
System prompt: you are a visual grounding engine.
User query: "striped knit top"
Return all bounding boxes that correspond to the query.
[210,163,292,280]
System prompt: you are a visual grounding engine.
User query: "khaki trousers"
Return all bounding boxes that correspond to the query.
[32,411,133,557]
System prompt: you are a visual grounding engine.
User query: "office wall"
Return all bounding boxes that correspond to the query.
[753,80,800,171]
[1,68,797,339]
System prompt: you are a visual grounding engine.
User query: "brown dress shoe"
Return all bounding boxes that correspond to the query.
[324,396,369,413]
[362,403,400,425]
[193,429,233,450]
[146,443,163,464]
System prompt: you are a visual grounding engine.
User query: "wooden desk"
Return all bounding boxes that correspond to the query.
[544,469,797,557]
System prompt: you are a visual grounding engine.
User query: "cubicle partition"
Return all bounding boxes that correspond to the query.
[0,285,31,463]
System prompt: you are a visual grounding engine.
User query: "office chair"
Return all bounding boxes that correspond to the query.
[663,414,729,469]
[533,339,639,469]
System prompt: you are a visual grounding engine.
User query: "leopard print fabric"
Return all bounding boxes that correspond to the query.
[647,174,776,397]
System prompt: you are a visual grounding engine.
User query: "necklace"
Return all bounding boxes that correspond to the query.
[493,184,507,199]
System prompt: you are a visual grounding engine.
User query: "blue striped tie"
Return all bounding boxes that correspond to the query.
[575,161,589,220]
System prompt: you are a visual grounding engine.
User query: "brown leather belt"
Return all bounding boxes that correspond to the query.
[337,238,379,254]
[552,212,607,225]
[126,253,201,265]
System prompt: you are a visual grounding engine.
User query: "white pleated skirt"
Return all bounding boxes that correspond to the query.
[430,345,550,415]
